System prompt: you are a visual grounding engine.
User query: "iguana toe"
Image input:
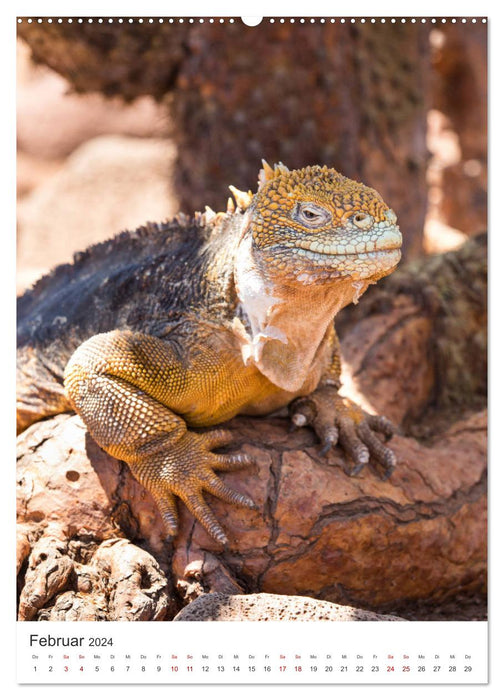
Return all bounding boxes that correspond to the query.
[153,493,179,537]
[290,387,397,480]
[137,430,256,544]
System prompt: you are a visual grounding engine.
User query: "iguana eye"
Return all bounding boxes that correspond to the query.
[293,202,331,228]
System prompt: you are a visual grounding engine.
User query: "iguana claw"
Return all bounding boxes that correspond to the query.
[131,429,257,545]
[290,387,397,480]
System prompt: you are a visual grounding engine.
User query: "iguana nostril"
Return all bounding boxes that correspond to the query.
[386,209,398,225]
[353,213,374,229]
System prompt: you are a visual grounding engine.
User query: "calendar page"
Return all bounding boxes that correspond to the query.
[14,1,489,689]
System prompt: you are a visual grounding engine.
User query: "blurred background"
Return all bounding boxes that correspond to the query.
[16,18,487,293]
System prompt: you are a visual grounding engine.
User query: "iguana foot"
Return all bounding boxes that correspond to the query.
[131,428,256,545]
[289,386,396,479]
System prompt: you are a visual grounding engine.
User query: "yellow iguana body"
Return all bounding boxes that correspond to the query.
[17,162,402,544]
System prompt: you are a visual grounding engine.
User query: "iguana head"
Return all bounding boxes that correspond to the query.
[231,161,402,288]
[229,162,403,392]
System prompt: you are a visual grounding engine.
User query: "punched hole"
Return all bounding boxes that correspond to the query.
[241,16,263,26]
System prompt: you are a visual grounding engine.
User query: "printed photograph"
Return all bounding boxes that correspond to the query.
[16,16,487,623]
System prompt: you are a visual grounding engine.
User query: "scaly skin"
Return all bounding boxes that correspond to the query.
[21,162,402,545]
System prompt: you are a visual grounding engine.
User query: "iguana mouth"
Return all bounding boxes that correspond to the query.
[271,243,402,263]
[294,249,403,281]
[266,243,401,284]
[293,226,403,257]
[296,247,401,259]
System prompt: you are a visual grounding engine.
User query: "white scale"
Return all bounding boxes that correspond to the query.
[17,620,488,684]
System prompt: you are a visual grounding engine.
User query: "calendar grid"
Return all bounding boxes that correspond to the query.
[17,621,488,684]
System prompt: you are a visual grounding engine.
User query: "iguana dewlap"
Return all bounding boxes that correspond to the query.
[17,162,402,544]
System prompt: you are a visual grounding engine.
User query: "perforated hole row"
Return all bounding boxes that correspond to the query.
[16,17,488,25]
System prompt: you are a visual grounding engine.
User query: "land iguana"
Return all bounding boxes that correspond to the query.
[17,162,402,545]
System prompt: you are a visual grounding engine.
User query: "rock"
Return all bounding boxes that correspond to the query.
[18,529,176,622]
[173,593,405,621]
[17,40,168,161]
[16,414,168,554]
[17,415,178,621]
[16,238,487,620]
[337,233,487,429]
[339,296,435,425]
[17,407,486,619]
[177,553,245,605]
[16,151,63,200]
[18,533,74,621]
[17,135,178,291]
[88,539,173,622]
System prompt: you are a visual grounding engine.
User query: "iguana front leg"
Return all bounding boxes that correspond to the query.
[289,328,397,479]
[64,330,255,544]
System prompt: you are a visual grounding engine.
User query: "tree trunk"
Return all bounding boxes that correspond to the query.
[18,20,430,259]
[430,22,487,235]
